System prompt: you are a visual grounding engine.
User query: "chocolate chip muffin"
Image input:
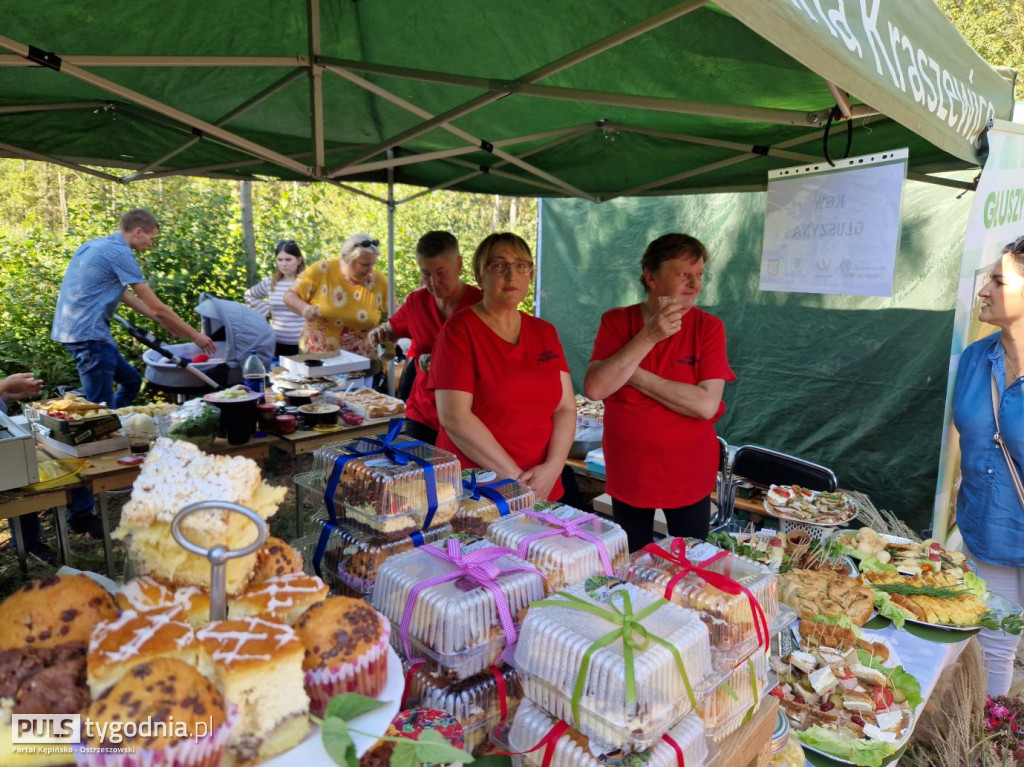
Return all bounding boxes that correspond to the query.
[295,597,391,716]
[0,575,117,650]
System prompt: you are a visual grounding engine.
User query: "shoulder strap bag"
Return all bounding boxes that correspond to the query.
[990,372,1024,509]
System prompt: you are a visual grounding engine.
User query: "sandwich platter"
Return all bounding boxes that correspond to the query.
[763,484,858,527]
[778,625,920,767]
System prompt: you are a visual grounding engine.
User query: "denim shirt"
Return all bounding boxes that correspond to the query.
[953,332,1024,566]
[51,232,146,344]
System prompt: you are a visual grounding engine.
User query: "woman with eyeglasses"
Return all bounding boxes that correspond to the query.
[429,232,576,501]
[244,239,306,357]
[284,233,387,360]
[584,233,734,552]
[952,235,1024,696]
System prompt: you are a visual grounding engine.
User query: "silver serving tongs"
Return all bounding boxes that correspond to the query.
[171,501,268,622]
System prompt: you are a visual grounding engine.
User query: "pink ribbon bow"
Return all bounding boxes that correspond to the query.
[516,509,614,576]
[398,539,544,662]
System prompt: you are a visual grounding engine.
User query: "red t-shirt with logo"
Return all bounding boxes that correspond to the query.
[389,285,482,430]
[590,304,735,508]
[428,308,569,500]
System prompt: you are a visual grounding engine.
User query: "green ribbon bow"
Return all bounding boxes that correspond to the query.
[531,588,697,725]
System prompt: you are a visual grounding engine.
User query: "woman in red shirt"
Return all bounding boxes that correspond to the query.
[368,231,482,444]
[429,233,576,501]
[584,234,735,550]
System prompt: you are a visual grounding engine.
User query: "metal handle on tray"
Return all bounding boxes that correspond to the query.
[171,501,268,622]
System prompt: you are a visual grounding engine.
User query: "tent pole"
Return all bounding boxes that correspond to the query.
[0,54,304,67]
[324,1,708,196]
[0,34,312,177]
[386,149,397,396]
[307,0,325,174]
[906,172,975,191]
[336,125,590,176]
[0,101,110,115]
[0,140,121,182]
[607,122,820,163]
[607,154,756,200]
[124,68,307,180]
[325,65,595,200]
[130,142,366,181]
[825,80,853,120]
[425,124,600,198]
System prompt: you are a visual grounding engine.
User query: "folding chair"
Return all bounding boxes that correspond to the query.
[724,445,837,528]
[709,435,731,532]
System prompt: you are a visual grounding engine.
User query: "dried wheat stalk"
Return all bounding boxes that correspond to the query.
[846,491,920,540]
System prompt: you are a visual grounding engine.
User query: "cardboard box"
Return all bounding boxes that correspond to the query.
[0,411,39,491]
[35,430,129,457]
[280,350,370,378]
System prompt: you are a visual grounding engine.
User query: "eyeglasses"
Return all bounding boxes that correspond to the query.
[485,260,533,276]
[357,239,380,249]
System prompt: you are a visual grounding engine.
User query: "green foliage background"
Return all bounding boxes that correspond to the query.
[0,160,535,396]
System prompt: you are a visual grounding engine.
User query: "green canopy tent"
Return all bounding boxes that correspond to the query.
[0,0,1016,528]
[0,0,1013,195]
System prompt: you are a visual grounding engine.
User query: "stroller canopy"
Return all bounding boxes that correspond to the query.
[196,292,276,369]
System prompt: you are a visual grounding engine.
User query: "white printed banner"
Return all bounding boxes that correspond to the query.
[760,149,907,296]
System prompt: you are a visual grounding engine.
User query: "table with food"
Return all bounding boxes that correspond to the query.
[2,398,1022,767]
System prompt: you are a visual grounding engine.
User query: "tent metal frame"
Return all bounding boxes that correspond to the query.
[0,0,985,389]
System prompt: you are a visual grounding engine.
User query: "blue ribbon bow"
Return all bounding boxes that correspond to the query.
[462,470,515,519]
[313,417,439,577]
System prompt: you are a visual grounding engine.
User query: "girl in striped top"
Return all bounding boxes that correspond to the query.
[244,239,307,357]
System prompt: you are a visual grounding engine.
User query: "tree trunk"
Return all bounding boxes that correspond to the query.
[510,197,518,228]
[239,180,258,284]
[57,171,68,231]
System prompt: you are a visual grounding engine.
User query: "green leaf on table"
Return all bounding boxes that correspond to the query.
[390,740,420,767]
[321,716,356,767]
[1002,612,1024,635]
[858,556,897,573]
[963,571,987,598]
[413,729,477,764]
[813,612,864,638]
[796,725,897,767]
[873,591,909,630]
[324,693,389,721]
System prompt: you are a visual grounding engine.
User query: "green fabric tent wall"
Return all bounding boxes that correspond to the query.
[538,176,973,531]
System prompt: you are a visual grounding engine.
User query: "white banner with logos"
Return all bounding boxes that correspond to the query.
[760,149,907,297]
[933,120,1024,540]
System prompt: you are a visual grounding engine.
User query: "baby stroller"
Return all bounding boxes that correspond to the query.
[139,292,276,397]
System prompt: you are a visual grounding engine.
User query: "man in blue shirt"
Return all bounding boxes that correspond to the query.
[48,208,216,539]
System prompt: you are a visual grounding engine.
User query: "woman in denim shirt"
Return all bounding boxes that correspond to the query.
[953,235,1024,695]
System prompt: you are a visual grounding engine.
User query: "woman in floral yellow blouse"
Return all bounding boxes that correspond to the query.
[284,233,388,358]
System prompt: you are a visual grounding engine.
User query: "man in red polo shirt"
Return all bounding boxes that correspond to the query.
[369,231,481,444]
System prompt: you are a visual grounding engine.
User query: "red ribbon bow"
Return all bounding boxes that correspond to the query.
[640,538,770,653]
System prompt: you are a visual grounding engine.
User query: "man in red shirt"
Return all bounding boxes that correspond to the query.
[369,231,481,444]
[585,233,735,551]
